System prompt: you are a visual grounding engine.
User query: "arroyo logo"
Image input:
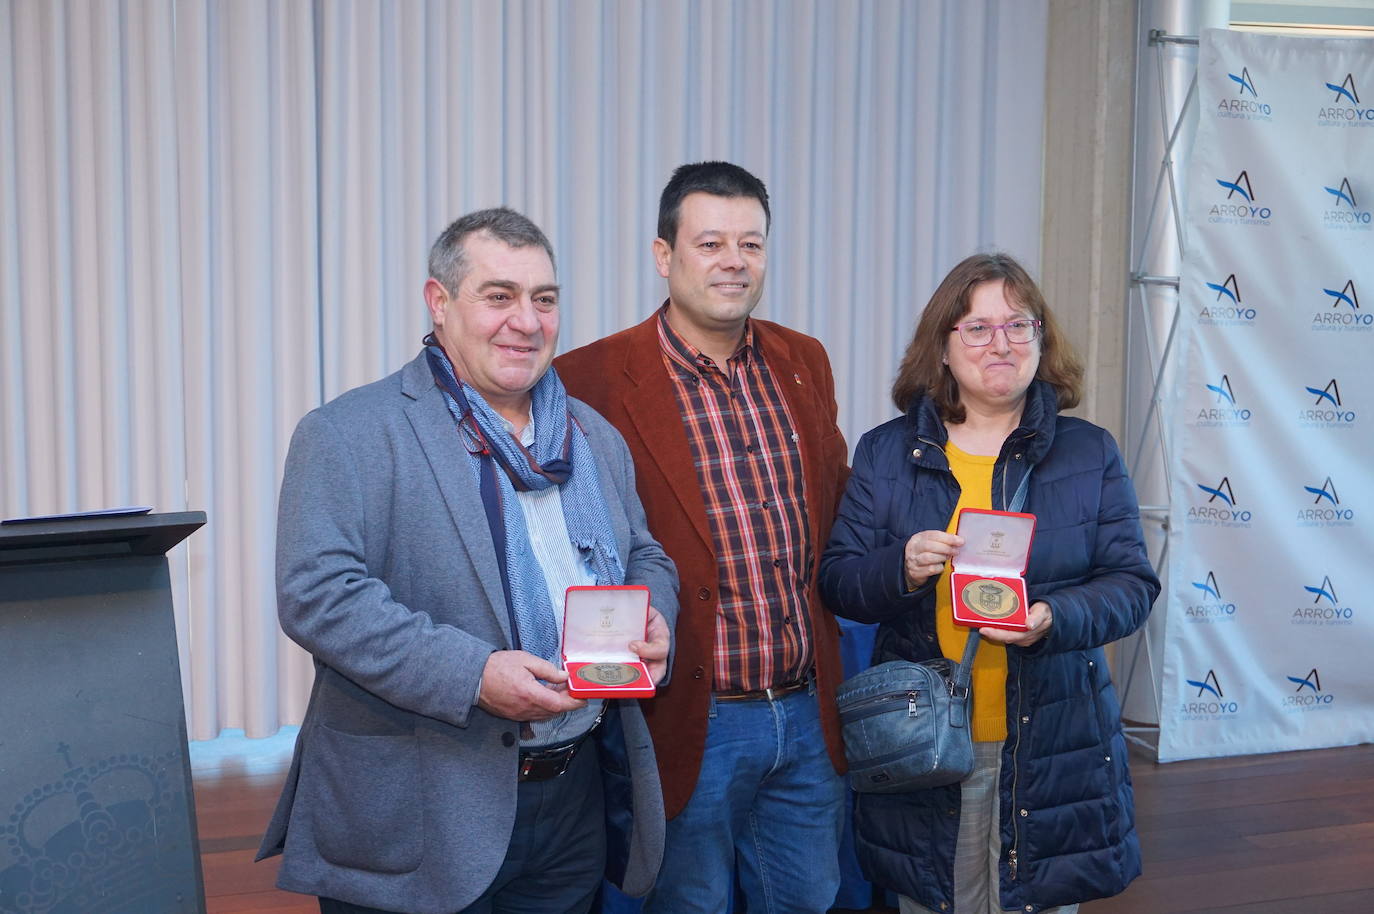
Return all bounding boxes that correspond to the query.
[1189,475,1252,526]
[1298,476,1354,526]
[1188,670,1223,698]
[1180,669,1238,718]
[1305,575,1338,605]
[1218,66,1271,120]
[1185,570,1237,622]
[1299,378,1357,427]
[1194,373,1251,426]
[1311,280,1370,332]
[1325,177,1357,208]
[1209,170,1271,224]
[1325,279,1360,309]
[1206,375,1235,403]
[1206,273,1241,302]
[1283,668,1334,711]
[1328,74,1360,104]
[1309,379,1341,406]
[1305,476,1340,505]
[1219,171,1254,201]
[1322,177,1372,230]
[1318,73,1374,126]
[1199,274,1256,324]
[1293,575,1356,626]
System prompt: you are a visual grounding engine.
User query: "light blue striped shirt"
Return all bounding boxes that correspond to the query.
[505,414,603,748]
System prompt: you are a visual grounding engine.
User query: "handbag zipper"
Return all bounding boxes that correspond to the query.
[840,690,921,724]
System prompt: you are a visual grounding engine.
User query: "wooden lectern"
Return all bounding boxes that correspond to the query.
[0,511,207,913]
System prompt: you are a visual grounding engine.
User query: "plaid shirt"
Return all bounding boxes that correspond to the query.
[657,309,814,692]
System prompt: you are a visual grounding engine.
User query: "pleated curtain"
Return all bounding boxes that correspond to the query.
[0,0,1048,740]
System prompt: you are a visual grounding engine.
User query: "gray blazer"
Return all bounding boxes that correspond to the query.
[257,352,679,914]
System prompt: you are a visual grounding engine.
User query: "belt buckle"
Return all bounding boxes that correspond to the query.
[518,742,579,782]
[765,679,804,701]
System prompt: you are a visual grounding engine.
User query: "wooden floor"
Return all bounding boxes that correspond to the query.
[194,731,1374,913]
[192,729,311,914]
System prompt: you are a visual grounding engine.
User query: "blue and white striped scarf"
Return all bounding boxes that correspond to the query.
[426,342,624,661]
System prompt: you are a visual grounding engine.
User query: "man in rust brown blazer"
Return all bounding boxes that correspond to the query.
[556,161,850,913]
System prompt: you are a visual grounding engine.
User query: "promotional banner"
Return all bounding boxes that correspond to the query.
[1160,29,1374,761]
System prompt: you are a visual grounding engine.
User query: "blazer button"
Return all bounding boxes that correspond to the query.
[912,448,922,459]
[693,666,705,679]
[697,587,711,601]
[501,731,515,747]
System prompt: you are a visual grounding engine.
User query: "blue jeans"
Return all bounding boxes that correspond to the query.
[643,683,845,914]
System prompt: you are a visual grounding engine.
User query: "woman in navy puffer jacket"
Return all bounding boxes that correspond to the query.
[819,254,1159,914]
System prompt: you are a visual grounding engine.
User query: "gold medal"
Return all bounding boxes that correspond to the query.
[576,662,640,686]
[960,579,1020,619]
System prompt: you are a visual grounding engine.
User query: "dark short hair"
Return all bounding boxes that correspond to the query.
[890,253,1083,422]
[657,161,771,247]
[427,207,556,293]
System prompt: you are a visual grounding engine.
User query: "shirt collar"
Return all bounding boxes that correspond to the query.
[499,412,535,446]
[655,302,756,378]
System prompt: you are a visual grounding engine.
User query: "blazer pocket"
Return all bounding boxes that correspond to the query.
[300,726,424,874]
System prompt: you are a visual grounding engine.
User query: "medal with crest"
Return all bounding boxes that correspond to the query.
[562,585,656,698]
[949,508,1035,631]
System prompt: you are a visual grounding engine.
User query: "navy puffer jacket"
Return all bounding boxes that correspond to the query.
[819,380,1159,913]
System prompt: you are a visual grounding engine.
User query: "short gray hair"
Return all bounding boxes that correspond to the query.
[427,207,556,293]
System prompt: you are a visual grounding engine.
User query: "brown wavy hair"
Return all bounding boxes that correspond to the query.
[890,253,1083,422]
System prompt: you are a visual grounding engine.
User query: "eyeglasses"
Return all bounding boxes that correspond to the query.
[456,415,491,457]
[948,319,1042,347]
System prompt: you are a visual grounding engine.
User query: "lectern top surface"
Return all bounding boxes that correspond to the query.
[0,510,206,562]
[2,505,152,525]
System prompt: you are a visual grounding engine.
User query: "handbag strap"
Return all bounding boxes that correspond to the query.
[950,627,981,701]
[1007,463,1032,513]
[951,465,1033,701]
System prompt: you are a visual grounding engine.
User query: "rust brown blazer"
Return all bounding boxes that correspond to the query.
[556,309,850,818]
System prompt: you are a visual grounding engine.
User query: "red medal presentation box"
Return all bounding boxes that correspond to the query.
[562,584,656,699]
[950,508,1036,631]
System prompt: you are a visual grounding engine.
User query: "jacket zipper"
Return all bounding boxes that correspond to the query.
[1005,430,1037,887]
[1009,660,1024,882]
[915,434,945,461]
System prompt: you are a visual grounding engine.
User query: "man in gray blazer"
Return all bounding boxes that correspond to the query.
[257,207,678,914]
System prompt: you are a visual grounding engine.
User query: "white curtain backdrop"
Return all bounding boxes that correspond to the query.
[0,0,1048,740]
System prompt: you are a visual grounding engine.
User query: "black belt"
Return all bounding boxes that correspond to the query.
[714,678,809,703]
[518,714,602,782]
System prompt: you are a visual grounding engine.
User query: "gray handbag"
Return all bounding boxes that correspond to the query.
[836,468,1029,794]
[836,629,980,793]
